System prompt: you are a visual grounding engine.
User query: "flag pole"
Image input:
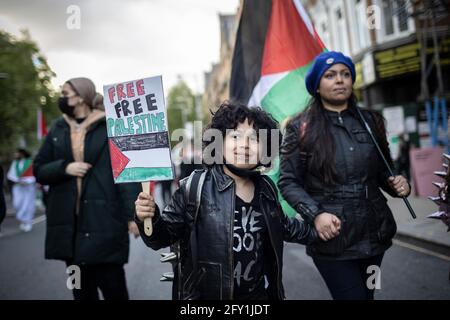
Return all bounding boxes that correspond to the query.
[356,107,417,219]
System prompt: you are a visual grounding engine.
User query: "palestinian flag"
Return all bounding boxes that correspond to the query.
[17,158,33,178]
[7,158,35,184]
[230,0,326,216]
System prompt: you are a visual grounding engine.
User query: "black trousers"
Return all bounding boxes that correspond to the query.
[66,262,129,300]
[313,254,384,300]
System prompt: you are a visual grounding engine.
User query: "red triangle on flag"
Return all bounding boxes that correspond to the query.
[21,164,33,177]
[261,0,325,76]
[108,138,130,179]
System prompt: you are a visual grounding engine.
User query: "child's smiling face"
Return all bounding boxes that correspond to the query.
[224,118,261,169]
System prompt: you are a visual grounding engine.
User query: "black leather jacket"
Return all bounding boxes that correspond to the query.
[136,165,318,300]
[279,109,404,260]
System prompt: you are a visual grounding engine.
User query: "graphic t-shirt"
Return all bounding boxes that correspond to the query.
[233,186,268,300]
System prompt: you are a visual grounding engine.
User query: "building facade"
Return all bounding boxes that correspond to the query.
[202,13,238,121]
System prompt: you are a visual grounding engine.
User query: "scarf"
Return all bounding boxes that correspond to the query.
[63,110,105,214]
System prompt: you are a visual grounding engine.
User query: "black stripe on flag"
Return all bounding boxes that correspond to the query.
[229,0,272,104]
[110,132,169,152]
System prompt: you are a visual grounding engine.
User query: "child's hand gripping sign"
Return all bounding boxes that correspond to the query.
[103,76,174,236]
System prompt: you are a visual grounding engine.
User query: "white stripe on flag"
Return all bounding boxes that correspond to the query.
[123,148,172,169]
[248,71,289,107]
[293,0,315,37]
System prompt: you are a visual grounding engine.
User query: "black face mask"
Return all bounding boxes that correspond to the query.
[224,162,260,178]
[58,96,75,118]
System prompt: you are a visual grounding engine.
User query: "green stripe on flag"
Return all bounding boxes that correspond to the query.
[264,158,298,217]
[260,65,314,217]
[115,167,173,183]
[260,63,314,123]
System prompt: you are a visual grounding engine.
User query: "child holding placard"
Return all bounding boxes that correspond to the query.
[135,101,329,300]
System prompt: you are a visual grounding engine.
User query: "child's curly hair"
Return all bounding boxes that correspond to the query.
[203,100,281,167]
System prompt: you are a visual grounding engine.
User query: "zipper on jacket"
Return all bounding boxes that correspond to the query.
[260,194,283,299]
[338,112,344,125]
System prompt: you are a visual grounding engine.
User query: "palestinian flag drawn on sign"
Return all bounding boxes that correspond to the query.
[103,76,174,183]
[230,0,326,216]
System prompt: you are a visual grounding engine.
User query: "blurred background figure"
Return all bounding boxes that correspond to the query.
[178,138,203,180]
[6,148,36,232]
[159,167,174,208]
[166,138,203,205]
[395,133,411,182]
[33,77,140,300]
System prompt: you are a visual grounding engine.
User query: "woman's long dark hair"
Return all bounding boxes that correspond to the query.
[297,93,390,185]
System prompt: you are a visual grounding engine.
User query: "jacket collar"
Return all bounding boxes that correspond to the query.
[54,115,107,165]
[211,165,234,191]
[211,165,275,201]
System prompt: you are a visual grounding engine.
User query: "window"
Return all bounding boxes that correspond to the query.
[396,0,409,32]
[332,2,351,55]
[377,0,415,42]
[347,0,371,54]
[383,0,395,35]
[320,22,331,49]
[310,3,331,49]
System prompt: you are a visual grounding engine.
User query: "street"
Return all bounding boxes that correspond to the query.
[0,217,449,300]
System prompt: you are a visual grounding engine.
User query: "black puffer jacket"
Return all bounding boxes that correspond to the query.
[279,108,404,260]
[34,117,140,265]
[136,165,318,300]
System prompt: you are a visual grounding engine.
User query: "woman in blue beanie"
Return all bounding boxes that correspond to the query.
[278,51,411,300]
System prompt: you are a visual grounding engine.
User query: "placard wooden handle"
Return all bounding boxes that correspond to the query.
[141,181,153,236]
